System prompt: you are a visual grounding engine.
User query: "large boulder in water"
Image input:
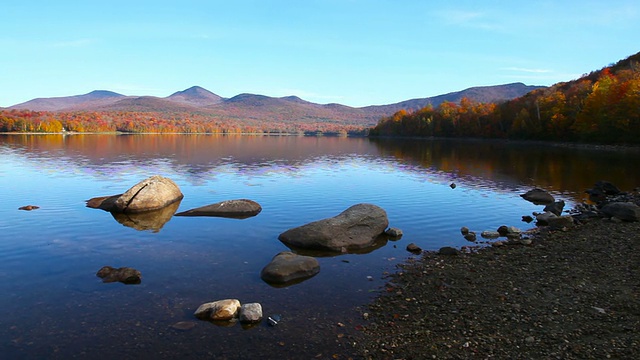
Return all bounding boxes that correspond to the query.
[278,203,389,252]
[175,199,262,219]
[86,175,183,213]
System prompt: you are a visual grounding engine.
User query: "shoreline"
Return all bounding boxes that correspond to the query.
[348,210,640,359]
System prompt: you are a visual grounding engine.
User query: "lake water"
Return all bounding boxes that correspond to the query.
[1,134,639,359]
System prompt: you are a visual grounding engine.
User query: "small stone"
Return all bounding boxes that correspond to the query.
[385,227,403,237]
[450,183,456,189]
[522,215,534,223]
[18,205,40,211]
[406,243,422,253]
[525,336,535,343]
[481,231,500,239]
[460,226,470,235]
[194,299,241,321]
[170,321,196,331]
[239,303,263,324]
[463,232,477,242]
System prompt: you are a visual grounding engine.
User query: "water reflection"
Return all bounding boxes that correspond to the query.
[109,200,181,232]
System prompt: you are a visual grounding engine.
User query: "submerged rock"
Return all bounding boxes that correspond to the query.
[260,251,320,285]
[175,199,262,219]
[520,188,555,205]
[86,175,183,213]
[96,266,142,284]
[194,299,241,321]
[278,203,389,252]
[18,205,40,211]
[385,227,403,238]
[406,243,422,254]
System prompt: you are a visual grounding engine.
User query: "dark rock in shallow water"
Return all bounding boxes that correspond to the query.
[175,199,262,219]
[544,200,566,216]
[406,243,422,254]
[278,203,389,253]
[96,266,142,284]
[18,205,40,211]
[520,188,555,205]
[260,251,320,286]
[438,246,459,256]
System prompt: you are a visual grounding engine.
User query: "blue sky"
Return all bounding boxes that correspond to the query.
[1,0,639,108]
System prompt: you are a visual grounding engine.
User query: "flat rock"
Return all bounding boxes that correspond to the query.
[175,199,262,219]
[260,251,320,285]
[520,188,555,205]
[278,203,389,252]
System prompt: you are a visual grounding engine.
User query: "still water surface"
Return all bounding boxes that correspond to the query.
[1,134,638,359]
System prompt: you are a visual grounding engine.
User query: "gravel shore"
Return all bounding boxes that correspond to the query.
[351,213,640,359]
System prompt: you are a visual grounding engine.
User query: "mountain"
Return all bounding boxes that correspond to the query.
[166,86,223,107]
[9,90,125,111]
[7,83,544,125]
[362,83,545,115]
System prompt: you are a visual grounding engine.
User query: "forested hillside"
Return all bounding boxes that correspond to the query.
[371,52,640,144]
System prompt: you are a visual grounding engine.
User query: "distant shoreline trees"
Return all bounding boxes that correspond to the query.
[371,52,640,144]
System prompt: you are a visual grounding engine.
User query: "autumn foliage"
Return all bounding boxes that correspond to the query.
[371,52,640,144]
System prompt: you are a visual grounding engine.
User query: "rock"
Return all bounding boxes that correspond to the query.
[406,243,422,254]
[497,225,509,236]
[194,299,241,321]
[239,303,263,324]
[438,246,459,256]
[450,183,456,189]
[505,226,522,237]
[522,215,534,223]
[260,251,320,285]
[546,215,576,230]
[170,321,196,331]
[535,211,558,226]
[544,200,566,216]
[601,202,640,222]
[278,203,389,252]
[460,226,470,235]
[175,199,262,219]
[86,175,183,213]
[96,266,142,284]
[481,231,501,239]
[463,232,477,242]
[385,227,403,238]
[18,205,40,211]
[520,188,555,205]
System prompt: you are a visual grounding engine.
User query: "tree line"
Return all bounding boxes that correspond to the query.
[371,52,640,144]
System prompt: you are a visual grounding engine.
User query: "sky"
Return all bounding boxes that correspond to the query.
[1,0,639,108]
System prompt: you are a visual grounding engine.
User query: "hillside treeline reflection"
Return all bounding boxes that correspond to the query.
[2,134,638,201]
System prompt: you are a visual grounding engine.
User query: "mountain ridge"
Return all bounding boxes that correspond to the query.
[7,83,544,125]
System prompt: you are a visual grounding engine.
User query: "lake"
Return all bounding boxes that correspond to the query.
[1,134,639,359]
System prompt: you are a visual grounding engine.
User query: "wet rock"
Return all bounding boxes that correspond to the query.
[86,175,183,213]
[481,231,501,239]
[278,203,389,252]
[18,205,40,211]
[601,202,640,222]
[522,215,534,223]
[438,246,459,256]
[260,251,320,285]
[170,321,196,331]
[520,188,555,205]
[546,215,576,230]
[385,227,403,238]
[406,243,422,254]
[535,211,558,226]
[460,226,470,235]
[96,266,142,284]
[544,200,566,216]
[497,225,509,236]
[194,299,241,321]
[463,232,477,242]
[175,199,262,219]
[450,183,456,189]
[239,303,263,324]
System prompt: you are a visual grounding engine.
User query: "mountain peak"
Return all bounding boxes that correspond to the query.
[167,86,223,106]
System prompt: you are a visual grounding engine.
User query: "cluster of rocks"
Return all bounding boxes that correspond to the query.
[84,175,401,327]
